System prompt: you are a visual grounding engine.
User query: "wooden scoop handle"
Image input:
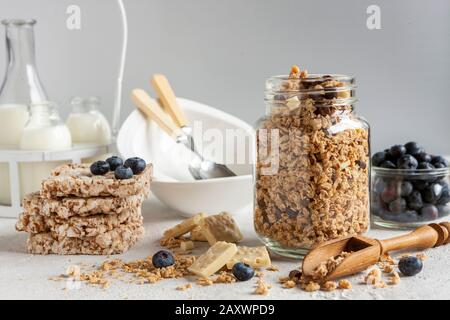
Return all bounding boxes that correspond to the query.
[151,74,188,128]
[131,89,182,139]
[377,223,448,255]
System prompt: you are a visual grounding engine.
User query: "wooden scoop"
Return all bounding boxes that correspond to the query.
[302,222,450,281]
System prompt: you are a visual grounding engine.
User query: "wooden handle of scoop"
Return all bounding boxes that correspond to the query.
[131,89,182,139]
[151,74,188,128]
[377,223,449,255]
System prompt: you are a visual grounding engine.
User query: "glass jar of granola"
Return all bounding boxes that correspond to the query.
[254,66,370,258]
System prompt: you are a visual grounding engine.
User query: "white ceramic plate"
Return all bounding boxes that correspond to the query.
[117,98,254,217]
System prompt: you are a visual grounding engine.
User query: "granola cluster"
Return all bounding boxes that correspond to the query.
[254,67,370,250]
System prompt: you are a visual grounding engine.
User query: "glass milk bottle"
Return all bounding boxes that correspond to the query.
[66,96,112,145]
[19,101,72,197]
[0,19,48,204]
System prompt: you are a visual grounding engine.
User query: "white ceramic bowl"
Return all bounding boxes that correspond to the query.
[117,98,254,217]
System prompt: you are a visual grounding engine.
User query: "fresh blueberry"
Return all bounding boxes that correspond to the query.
[232,262,255,281]
[90,161,110,175]
[437,205,450,217]
[388,198,407,213]
[404,142,421,155]
[371,152,386,167]
[373,178,386,194]
[106,156,123,171]
[397,155,418,169]
[152,250,175,268]
[114,166,133,180]
[420,204,439,221]
[400,181,413,197]
[437,185,450,205]
[382,211,419,222]
[398,256,423,276]
[381,185,399,203]
[389,144,406,159]
[434,162,446,169]
[407,190,423,211]
[415,152,432,163]
[432,156,448,167]
[418,162,435,170]
[412,180,429,191]
[422,183,443,204]
[124,157,147,175]
[380,161,396,169]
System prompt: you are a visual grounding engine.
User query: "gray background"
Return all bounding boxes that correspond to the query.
[1,0,449,154]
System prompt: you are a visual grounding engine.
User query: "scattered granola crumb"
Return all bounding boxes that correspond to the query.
[321,281,338,292]
[282,280,297,289]
[255,271,264,278]
[380,253,395,265]
[364,267,385,288]
[266,265,279,272]
[176,283,192,291]
[160,237,187,249]
[214,271,236,284]
[196,277,213,286]
[254,278,271,295]
[388,271,401,285]
[416,252,427,261]
[338,279,352,290]
[301,281,321,292]
[180,240,195,252]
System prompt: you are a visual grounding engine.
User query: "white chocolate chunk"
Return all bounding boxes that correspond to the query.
[180,240,195,251]
[163,213,204,239]
[188,241,238,278]
[200,212,243,245]
[226,246,271,269]
[190,226,207,242]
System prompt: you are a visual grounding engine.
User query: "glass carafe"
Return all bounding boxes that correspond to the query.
[0,19,48,205]
[19,101,72,197]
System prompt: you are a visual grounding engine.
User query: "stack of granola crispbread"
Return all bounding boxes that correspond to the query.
[16,162,152,255]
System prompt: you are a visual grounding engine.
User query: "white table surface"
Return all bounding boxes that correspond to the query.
[0,197,449,300]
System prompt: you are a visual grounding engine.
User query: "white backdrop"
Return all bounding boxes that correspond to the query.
[0,0,449,154]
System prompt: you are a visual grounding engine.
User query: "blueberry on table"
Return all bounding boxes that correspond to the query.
[432,156,449,167]
[400,181,413,197]
[106,156,123,171]
[418,162,435,170]
[232,262,255,281]
[420,204,439,221]
[406,190,423,211]
[389,144,406,159]
[397,155,418,169]
[388,198,407,213]
[371,151,386,167]
[422,183,443,204]
[380,161,396,169]
[398,256,423,276]
[152,250,175,268]
[404,142,424,157]
[90,161,110,175]
[114,166,133,180]
[381,185,399,203]
[415,152,432,163]
[124,157,147,174]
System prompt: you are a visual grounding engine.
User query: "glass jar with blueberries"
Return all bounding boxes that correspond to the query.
[371,142,450,229]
